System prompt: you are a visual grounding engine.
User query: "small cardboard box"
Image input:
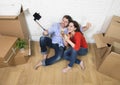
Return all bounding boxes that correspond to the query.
[0,35,18,68]
[0,7,29,40]
[12,48,30,65]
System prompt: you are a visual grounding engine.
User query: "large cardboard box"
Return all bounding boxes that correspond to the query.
[0,35,18,67]
[0,7,29,40]
[96,41,120,80]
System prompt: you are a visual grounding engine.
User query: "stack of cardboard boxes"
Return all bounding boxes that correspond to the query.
[93,15,120,80]
[0,7,31,68]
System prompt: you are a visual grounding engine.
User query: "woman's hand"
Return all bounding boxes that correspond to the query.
[64,34,70,42]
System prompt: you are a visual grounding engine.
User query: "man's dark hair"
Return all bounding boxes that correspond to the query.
[63,15,73,23]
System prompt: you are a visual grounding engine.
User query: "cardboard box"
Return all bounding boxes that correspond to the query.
[12,48,30,65]
[105,16,120,43]
[0,35,18,67]
[0,7,30,40]
[98,52,120,80]
[0,35,31,68]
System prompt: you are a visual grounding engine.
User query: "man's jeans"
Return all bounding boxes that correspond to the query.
[40,36,64,66]
[63,47,88,67]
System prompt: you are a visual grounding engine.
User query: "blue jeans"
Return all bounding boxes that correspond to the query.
[63,47,88,67]
[40,36,65,66]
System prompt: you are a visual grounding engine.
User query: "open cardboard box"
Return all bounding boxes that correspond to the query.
[93,15,120,80]
[0,35,31,68]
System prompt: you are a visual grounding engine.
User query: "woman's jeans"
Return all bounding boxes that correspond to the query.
[63,47,88,67]
[40,36,64,66]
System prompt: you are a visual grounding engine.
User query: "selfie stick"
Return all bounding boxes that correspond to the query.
[33,12,45,31]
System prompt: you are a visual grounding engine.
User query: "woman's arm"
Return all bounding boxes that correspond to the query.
[81,22,91,32]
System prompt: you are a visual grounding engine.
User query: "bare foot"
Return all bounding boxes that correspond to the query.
[34,61,42,70]
[62,66,71,73]
[43,54,48,59]
[80,61,85,70]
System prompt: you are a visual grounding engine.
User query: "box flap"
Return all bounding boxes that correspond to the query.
[93,33,107,48]
[112,42,120,54]
[0,35,18,59]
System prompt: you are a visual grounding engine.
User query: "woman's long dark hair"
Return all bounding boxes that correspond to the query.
[69,20,83,34]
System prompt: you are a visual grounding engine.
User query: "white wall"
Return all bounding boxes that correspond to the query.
[0,0,120,43]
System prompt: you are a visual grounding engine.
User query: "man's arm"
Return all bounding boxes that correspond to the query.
[43,30,49,36]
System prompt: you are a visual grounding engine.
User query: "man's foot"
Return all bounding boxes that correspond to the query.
[62,66,71,73]
[79,61,85,70]
[34,61,42,70]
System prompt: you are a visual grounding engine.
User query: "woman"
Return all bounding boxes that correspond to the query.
[62,20,88,73]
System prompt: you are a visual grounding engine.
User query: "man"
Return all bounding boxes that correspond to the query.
[34,15,91,69]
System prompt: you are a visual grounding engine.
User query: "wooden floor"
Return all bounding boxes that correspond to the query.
[0,42,120,85]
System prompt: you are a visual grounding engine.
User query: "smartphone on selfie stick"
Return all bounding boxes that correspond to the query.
[33,12,46,31]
